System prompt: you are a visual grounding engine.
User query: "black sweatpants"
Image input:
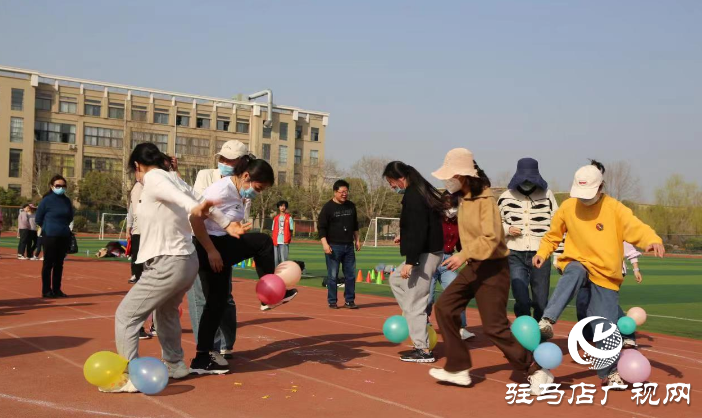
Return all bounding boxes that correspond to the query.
[195,233,275,352]
[18,229,38,258]
[130,234,144,281]
[42,236,71,294]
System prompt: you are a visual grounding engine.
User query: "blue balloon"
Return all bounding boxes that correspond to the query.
[383,315,409,343]
[533,342,563,370]
[617,316,637,335]
[128,357,169,395]
[511,316,541,351]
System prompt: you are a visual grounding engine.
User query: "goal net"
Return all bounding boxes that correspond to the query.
[99,213,128,241]
[363,217,401,247]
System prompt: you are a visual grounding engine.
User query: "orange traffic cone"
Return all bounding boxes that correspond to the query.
[366,271,372,283]
[252,260,256,268]
[356,270,363,282]
[380,271,386,281]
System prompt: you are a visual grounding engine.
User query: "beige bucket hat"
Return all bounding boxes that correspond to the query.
[431,148,479,180]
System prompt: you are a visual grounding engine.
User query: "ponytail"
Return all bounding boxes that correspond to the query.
[589,159,606,174]
[233,155,275,185]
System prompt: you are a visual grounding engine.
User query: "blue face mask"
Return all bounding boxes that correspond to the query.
[218,163,235,177]
[393,187,405,195]
[240,187,257,199]
[52,187,66,196]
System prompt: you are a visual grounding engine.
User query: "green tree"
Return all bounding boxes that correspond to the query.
[654,175,702,235]
[78,171,124,210]
[0,187,26,206]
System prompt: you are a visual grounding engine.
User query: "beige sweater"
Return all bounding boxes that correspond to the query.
[458,187,510,261]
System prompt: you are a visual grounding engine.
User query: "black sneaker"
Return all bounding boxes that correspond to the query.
[321,279,328,287]
[344,302,359,309]
[128,276,138,284]
[53,290,68,298]
[282,289,298,303]
[329,304,338,309]
[401,349,436,363]
[42,291,55,298]
[189,352,229,375]
[150,324,157,337]
[138,328,152,340]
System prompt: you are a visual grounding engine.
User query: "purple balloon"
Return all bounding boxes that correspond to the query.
[617,350,651,383]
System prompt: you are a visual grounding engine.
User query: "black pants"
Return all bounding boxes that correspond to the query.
[130,234,144,280]
[35,236,43,257]
[195,233,275,352]
[42,236,71,294]
[18,229,38,258]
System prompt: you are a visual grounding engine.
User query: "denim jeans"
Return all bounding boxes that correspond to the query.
[325,244,356,305]
[274,244,290,266]
[186,270,236,352]
[576,286,635,343]
[508,250,551,321]
[542,261,588,323]
[426,253,466,327]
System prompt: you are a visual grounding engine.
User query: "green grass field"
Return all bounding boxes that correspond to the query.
[2,237,700,340]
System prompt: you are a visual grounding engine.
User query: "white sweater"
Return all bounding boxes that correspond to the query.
[498,188,559,252]
[135,169,229,264]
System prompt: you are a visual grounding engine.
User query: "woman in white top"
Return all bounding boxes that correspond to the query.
[104,143,245,393]
[190,156,298,375]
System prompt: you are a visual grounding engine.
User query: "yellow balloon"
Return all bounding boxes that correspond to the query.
[83,351,128,387]
[427,325,438,350]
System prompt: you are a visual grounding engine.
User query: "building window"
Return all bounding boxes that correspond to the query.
[295,123,303,140]
[8,184,22,195]
[83,157,121,177]
[278,171,287,185]
[10,117,23,143]
[279,122,288,140]
[179,165,207,186]
[262,126,272,138]
[176,137,210,156]
[196,115,211,129]
[310,150,319,166]
[37,153,75,178]
[294,148,302,164]
[36,95,52,111]
[294,173,302,186]
[85,100,102,117]
[132,131,168,152]
[311,127,320,142]
[262,144,271,162]
[131,108,147,121]
[9,149,22,178]
[236,118,249,134]
[84,126,124,148]
[154,110,169,125]
[11,89,23,111]
[108,104,125,119]
[217,119,230,131]
[176,114,190,127]
[34,122,76,143]
[59,100,77,114]
[278,145,288,165]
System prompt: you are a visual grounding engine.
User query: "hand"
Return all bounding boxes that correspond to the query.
[394,236,401,244]
[442,253,467,271]
[646,243,665,258]
[355,240,362,252]
[170,156,179,171]
[400,264,413,279]
[532,255,545,269]
[634,270,643,284]
[323,243,333,254]
[225,221,252,239]
[508,227,522,237]
[208,250,223,273]
[191,200,215,218]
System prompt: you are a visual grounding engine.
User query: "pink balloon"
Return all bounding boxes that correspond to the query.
[256,274,286,305]
[617,350,651,383]
[627,307,647,326]
[274,261,302,288]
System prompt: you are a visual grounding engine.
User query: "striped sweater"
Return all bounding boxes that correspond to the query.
[498,188,559,252]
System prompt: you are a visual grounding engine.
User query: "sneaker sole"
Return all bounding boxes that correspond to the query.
[401,358,436,363]
[540,327,554,340]
[189,368,229,375]
[282,292,298,304]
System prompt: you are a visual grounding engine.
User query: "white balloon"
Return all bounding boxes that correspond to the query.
[274,261,302,288]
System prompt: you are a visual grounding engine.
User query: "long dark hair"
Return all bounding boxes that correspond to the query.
[128,143,170,172]
[42,174,68,198]
[464,160,491,197]
[233,155,275,185]
[383,161,443,212]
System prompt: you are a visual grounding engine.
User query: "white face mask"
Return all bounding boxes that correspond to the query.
[444,178,463,194]
[578,193,601,206]
[445,207,458,218]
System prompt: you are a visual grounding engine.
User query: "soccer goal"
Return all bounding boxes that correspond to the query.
[99,213,128,241]
[363,217,401,247]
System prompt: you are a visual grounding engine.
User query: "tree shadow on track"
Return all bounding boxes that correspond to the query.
[0,299,96,317]
[238,316,312,329]
[0,336,90,358]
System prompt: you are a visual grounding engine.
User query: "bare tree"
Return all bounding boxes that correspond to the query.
[603,161,641,202]
[492,170,512,188]
[349,156,396,223]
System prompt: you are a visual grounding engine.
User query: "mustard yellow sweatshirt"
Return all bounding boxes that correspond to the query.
[536,195,662,291]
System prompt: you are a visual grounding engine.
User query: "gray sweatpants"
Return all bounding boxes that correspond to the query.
[115,253,198,363]
[274,244,289,266]
[389,252,443,350]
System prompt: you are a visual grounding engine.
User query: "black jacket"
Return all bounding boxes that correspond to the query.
[399,185,443,265]
[318,199,359,245]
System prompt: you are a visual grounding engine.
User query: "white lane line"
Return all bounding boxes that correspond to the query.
[0,393,159,418]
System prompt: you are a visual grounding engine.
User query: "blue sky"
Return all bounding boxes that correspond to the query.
[1,0,700,200]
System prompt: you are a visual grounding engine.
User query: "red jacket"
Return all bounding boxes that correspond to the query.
[272,213,292,246]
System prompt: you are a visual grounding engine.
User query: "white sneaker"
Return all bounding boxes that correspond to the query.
[98,374,139,393]
[165,360,189,379]
[460,329,476,340]
[429,368,471,386]
[210,351,228,367]
[29,257,39,261]
[528,369,554,395]
[622,338,638,349]
[17,255,27,260]
[602,371,626,389]
[39,257,44,261]
[538,318,554,340]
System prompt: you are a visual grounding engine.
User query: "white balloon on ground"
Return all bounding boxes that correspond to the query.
[274,261,302,288]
